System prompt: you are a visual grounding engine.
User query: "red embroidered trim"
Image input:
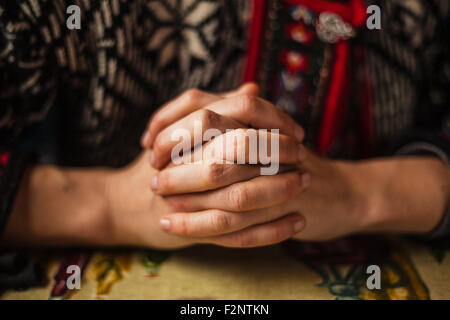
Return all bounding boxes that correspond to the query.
[244,0,372,155]
[242,0,267,83]
[317,41,350,154]
[301,0,368,155]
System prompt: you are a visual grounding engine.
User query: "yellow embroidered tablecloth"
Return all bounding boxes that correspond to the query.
[2,236,449,300]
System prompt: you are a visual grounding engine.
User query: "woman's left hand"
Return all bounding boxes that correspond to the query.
[155,147,369,244]
[141,83,449,245]
[155,148,450,244]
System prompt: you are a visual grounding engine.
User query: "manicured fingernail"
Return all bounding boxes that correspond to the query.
[298,144,306,161]
[302,173,311,188]
[151,176,158,191]
[160,219,171,231]
[141,131,151,146]
[149,149,156,166]
[294,219,305,233]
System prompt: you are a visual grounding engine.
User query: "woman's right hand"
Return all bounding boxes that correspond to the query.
[105,151,193,249]
[107,150,305,249]
[3,148,305,249]
[3,84,306,249]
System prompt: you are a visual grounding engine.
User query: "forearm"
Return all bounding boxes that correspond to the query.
[358,156,450,235]
[1,165,113,246]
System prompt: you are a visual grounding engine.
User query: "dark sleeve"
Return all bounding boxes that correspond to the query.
[0,2,56,234]
[395,0,450,239]
[0,2,55,289]
[0,252,46,290]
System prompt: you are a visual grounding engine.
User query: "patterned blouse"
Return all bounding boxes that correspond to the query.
[0,0,449,289]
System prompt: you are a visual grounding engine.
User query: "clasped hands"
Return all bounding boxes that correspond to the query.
[4,85,446,248]
[105,83,375,250]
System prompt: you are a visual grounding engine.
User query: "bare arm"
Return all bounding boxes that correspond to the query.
[2,165,113,246]
[355,156,450,235]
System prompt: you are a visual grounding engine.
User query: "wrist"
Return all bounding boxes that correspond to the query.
[102,161,160,247]
[343,160,388,233]
[102,168,128,246]
[64,167,115,245]
[351,157,449,235]
[333,160,381,234]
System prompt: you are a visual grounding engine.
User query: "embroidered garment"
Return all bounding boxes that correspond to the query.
[243,0,449,158]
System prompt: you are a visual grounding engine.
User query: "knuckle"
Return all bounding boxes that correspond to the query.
[198,109,219,128]
[183,88,203,104]
[210,211,232,233]
[235,94,256,114]
[205,163,226,184]
[228,185,250,211]
[231,128,248,156]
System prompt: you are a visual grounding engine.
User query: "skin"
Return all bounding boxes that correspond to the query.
[2,84,449,249]
[2,84,304,249]
[142,85,450,242]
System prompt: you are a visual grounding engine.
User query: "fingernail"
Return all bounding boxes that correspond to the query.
[302,173,311,188]
[149,149,156,166]
[298,144,306,161]
[294,219,305,233]
[295,128,304,142]
[141,131,151,146]
[151,176,158,191]
[160,219,171,231]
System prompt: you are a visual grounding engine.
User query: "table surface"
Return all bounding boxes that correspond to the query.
[2,235,449,300]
